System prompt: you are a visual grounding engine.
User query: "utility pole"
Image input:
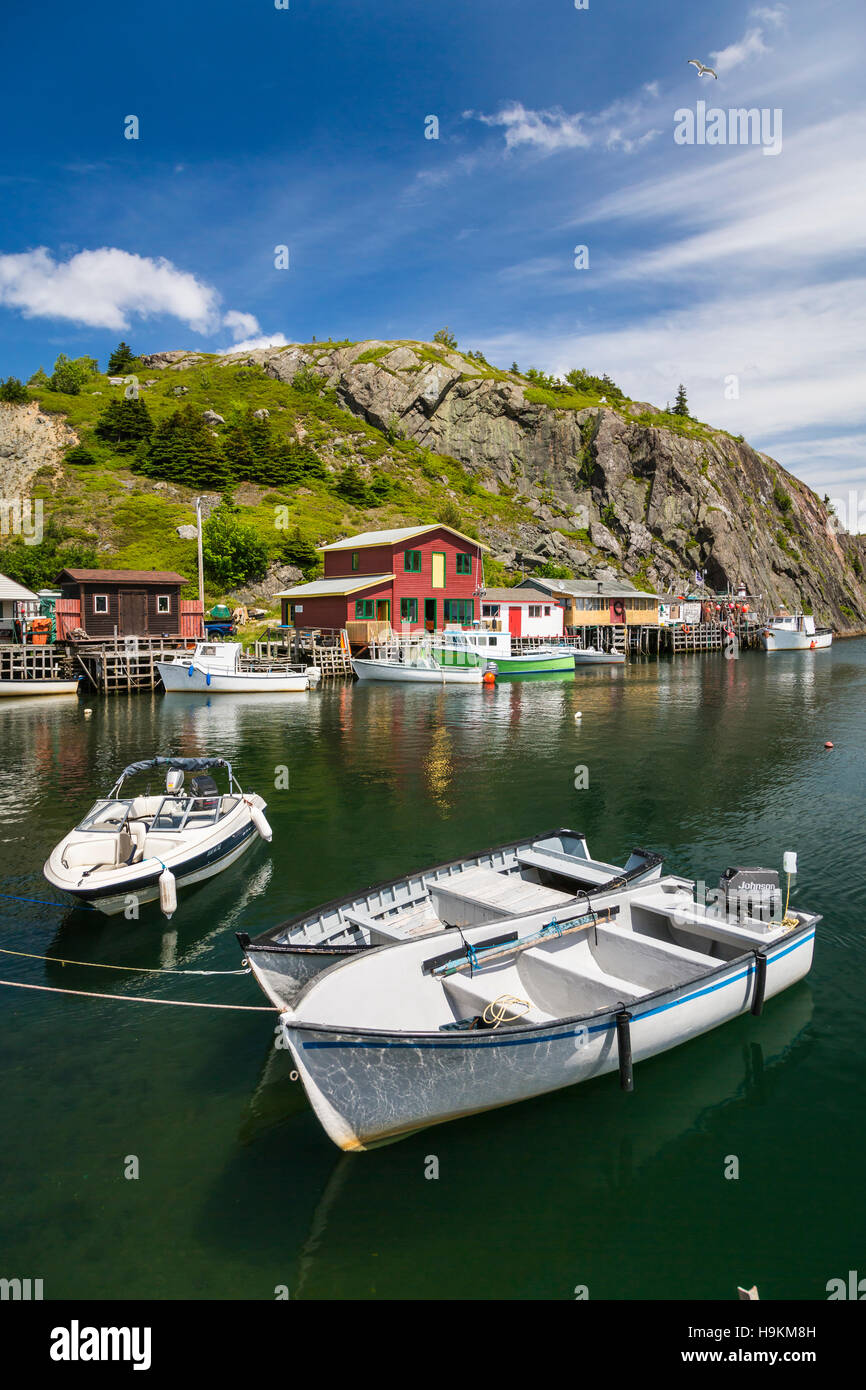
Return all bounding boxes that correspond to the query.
[195,497,205,629]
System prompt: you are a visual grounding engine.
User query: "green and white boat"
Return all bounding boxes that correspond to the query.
[437,629,575,676]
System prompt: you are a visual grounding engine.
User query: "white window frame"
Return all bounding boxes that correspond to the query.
[93,594,109,614]
[156,594,171,614]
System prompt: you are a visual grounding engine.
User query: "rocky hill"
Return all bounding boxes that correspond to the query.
[2,338,864,627]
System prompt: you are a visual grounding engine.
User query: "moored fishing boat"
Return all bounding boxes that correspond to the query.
[761,612,833,652]
[271,858,818,1149]
[438,629,574,676]
[0,676,81,696]
[158,641,319,693]
[44,756,272,917]
[568,645,626,665]
[238,831,664,1004]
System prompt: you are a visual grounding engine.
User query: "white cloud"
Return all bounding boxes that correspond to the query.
[222,309,261,340]
[711,26,769,74]
[0,247,223,332]
[473,103,591,152]
[469,93,662,157]
[216,333,290,354]
[750,5,788,27]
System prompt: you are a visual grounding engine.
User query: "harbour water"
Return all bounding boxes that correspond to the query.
[1,644,864,1300]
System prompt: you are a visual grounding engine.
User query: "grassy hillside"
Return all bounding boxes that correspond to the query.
[9,350,538,608]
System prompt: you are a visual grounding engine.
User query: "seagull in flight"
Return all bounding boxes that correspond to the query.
[688,59,718,79]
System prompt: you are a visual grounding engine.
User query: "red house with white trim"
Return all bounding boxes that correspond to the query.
[278,525,488,633]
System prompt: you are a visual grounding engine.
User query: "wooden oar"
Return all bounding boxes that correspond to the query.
[430,906,619,978]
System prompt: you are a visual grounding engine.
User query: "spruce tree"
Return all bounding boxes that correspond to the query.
[95,396,154,449]
[672,383,690,417]
[107,341,137,374]
[146,406,232,488]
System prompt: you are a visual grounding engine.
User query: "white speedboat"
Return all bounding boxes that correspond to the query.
[269,857,818,1150]
[44,756,272,917]
[761,613,832,651]
[158,642,318,693]
[239,831,664,1004]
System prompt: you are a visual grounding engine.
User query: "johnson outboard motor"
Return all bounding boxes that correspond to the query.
[718,866,781,923]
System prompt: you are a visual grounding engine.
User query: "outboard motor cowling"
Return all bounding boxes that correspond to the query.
[718,867,781,923]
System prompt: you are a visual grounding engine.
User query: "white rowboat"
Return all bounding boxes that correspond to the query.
[273,869,818,1149]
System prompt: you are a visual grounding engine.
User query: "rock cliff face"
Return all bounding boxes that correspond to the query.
[140,341,863,627]
[0,401,77,495]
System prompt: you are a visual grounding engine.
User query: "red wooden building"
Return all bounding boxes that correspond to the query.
[278,525,489,632]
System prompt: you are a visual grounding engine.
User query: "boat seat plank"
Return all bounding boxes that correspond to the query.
[430,864,575,916]
[441,971,553,1026]
[343,902,442,945]
[516,846,619,885]
[632,896,781,947]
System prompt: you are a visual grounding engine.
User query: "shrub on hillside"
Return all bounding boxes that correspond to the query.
[48,354,98,395]
[64,444,97,466]
[0,376,30,403]
[202,500,269,589]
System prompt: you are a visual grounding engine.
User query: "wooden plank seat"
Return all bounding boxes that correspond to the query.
[516,845,620,886]
[342,901,442,945]
[428,864,576,918]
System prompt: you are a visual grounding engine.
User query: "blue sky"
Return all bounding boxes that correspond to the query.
[1,0,864,515]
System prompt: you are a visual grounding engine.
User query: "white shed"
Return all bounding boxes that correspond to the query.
[479,587,565,639]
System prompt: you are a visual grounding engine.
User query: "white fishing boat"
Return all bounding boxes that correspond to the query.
[44,756,272,917]
[352,638,483,684]
[269,857,818,1149]
[239,831,664,1004]
[567,645,626,666]
[157,641,319,693]
[438,629,575,676]
[0,676,80,696]
[761,612,833,652]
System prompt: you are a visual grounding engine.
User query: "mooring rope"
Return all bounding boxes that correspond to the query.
[0,945,250,976]
[0,978,277,1010]
[0,892,97,911]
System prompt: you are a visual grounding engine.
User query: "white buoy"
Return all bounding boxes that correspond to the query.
[158,866,177,919]
[251,805,273,842]
[782,850,798,875]
[84,708,93,719]
[574,711,583,721]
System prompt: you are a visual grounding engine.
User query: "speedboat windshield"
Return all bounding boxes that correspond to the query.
[76,799,133,832]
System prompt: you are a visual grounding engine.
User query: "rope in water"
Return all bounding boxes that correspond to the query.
[0,946,250,976]
[0,892,97,911]
[0,978,276,1010]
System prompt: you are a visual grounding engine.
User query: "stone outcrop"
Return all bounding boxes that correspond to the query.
[205,339,863,625]
[0,401,77,495]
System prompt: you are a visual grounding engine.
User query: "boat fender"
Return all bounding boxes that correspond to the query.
[750,951,767,1016]
[250,805,273,842]
[810,640,815,649]
[158,864,178,919]
[206,672,211,686]
[616,1008,634,1092]
[188,665,195,677]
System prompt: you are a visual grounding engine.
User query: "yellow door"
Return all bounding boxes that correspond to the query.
[432,553,445,589]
